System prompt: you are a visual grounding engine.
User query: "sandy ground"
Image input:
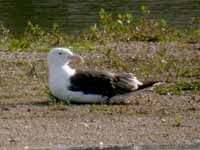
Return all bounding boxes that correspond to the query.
[0,42,200,149]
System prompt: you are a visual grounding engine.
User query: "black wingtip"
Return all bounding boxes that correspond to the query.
[137,81,164,91]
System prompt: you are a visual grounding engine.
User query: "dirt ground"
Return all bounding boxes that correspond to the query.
[0,42,200,149]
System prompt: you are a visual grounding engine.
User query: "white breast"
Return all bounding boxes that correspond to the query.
[49,64,108,103]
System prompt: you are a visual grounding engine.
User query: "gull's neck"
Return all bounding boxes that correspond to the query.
[62,63,76,77]
[49,63,76,79]
[48,63,76,99]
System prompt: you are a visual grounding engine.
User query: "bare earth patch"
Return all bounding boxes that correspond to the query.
[0,42,200,149]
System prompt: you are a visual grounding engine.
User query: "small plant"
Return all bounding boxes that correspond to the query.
[156,81,200,95]
[90,104,114,112]
[84,8,135,42]
[0,24,11,42]
[173,113,182,127]
[25,21,45,38]
[68,41,96,52]
[176,57,200,78]
[50,23,65,45]
[103,48,133,72]
[86,6,173,42]
[185,18,200,41]
[177,67,200,78]
[8,38,29,52]
[133,48,176,79]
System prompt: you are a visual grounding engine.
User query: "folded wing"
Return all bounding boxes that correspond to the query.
[69,71,151,99]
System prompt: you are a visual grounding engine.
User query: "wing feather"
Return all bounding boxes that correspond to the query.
[69,71,135,98]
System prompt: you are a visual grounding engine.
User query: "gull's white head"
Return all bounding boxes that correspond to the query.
[48,47,83,67]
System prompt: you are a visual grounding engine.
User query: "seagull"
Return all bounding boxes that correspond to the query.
[48,47,161,103]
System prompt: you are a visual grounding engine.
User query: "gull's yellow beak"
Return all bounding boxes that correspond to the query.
[71,55,84,64]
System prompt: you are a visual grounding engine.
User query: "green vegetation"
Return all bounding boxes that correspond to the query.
[156,81,200,95]
[0,6,199,52]
[101,48,133,72]
[173,113,183,127]
[85,7,172,42]
[65,7,198,42]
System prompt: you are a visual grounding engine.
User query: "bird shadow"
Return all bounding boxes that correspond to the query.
[0,100,132,111]
[65,100,132,106]
[33,100,132,106]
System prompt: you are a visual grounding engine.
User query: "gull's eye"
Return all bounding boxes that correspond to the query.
[58,52,62,55]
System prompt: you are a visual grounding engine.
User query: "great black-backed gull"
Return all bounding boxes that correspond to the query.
[48,47,161,103]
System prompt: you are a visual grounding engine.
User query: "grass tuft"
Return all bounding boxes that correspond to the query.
[156,81,200,95]
[89,104,129,114]
[173,113,182,127]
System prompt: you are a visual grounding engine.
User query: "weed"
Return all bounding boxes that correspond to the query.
[177,67,200,78]
[174,114,182,127]
[176,57,200,78]
[156,81,200,95]
[14,59,29,66]
[67,41,97,52]
[85,6,181,42]
[0,24,11,42]
[90,104,113,112]
[25,21,45,38]
[173,113,182,127]
[103,48,133,72]
[133,48,176,80]
[8,38,29,52]
[185,18,200,41]
[90,104,130,114]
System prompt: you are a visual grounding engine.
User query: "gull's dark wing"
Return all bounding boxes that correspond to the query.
[69,70,160,99]
[69,71,134,99]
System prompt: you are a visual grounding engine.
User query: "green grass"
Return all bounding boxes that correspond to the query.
[173,113,182,127]
[0,6,199,52]
[102,48,133,72]
[84,7,200,42]
[156,81,200,95]
[89,104,130,114]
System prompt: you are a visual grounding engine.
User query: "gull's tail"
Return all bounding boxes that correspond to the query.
[135,81,164,91]
[110,80,164,101]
